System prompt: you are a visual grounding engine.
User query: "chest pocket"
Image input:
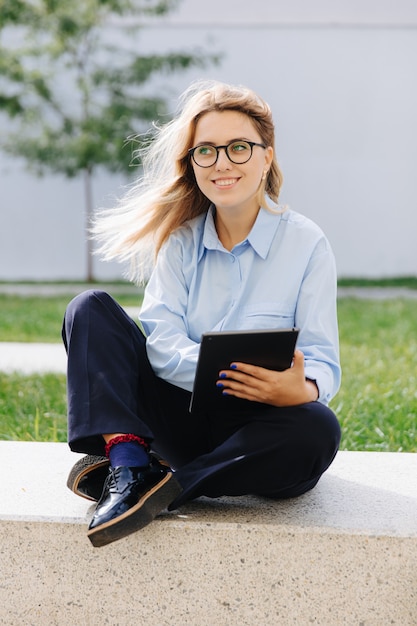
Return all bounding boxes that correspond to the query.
[237,302,295,330]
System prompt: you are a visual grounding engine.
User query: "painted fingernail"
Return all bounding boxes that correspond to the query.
[217,382,224,388]
[220,373,227,378]
[230,364,237,369]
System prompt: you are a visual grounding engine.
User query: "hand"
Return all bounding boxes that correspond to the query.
[216,350,319,407]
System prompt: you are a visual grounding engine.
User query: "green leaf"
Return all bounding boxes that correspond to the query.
[0,94,23,116]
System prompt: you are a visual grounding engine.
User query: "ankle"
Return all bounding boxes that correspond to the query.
[104,434,149,457]
[104,434,150,469]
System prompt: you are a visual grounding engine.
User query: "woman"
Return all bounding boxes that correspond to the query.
[63,80,341,548]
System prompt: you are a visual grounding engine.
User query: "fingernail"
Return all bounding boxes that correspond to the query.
[220,373,227,379]
[217,382,224,388]
[230,364,237,369]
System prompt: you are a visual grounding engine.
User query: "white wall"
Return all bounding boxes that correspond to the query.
[1,0,416,280]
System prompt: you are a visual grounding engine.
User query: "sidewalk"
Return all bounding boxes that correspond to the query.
[337,286,417,300]
[0,283,141,297]
[1,283,416,299]
[0,342,67,374]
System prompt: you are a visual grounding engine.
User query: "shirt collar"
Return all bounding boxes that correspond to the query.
[200,203,282,260]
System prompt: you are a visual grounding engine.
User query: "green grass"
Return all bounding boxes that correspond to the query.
[0,293,142,342]
[334,299,417,452]
[0,372,67,441]
[338,276,417,289]
[0,296,70,343]
[0,293,416,451]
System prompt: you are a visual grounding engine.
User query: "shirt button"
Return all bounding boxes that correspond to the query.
[230,256,235,263]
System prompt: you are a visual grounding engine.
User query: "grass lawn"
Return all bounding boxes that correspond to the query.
[0,293,416,451]
[0,372,67,442]
[335,299,416,452]
[0,293,141,342]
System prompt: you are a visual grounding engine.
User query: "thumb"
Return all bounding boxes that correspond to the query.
[292,349,305,370]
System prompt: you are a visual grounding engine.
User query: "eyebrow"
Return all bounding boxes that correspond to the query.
[193,137,256,146]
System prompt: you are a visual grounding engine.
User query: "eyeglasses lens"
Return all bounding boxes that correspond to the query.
[193,141,253,167]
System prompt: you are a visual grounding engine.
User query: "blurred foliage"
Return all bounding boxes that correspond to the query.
[0,0,216,176]
[0,0,217,279]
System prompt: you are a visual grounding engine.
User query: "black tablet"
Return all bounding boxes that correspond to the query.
[189,328,299,414]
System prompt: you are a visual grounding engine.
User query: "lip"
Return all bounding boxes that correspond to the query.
[211,177,239,188]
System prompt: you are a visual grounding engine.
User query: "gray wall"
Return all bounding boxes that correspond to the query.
[1,0,416,280]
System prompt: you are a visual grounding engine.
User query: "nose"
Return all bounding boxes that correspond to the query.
[215,147,232,170]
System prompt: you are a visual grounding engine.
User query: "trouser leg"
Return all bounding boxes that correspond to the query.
[62,290,212,462]
[172,402,341,507]
[62,290,156,454]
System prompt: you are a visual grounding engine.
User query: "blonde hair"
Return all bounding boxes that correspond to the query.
[93,80,284,283]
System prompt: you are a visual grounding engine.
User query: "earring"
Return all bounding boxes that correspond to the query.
[262,170,268,181]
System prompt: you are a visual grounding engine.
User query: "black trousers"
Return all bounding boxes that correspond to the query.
[62,290,341,506]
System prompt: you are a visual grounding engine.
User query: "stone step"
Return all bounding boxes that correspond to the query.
[1,441,416,625]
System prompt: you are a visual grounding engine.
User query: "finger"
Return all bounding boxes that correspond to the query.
[217,363,255,381]
[217,379,263,402]
[292,350,305,369]
[228,362,266,377]
[218,373,269,399]
[217,369,246,383]
[217,371,254,388]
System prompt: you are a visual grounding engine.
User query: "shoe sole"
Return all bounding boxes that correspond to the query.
[87,472,182,548]
[66,455,110,502]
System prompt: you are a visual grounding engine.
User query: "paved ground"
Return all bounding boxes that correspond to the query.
[0,342,67,374]
[337,286,417,300]
[1,283,416,299]
[0,285,416,374]
[0,283,141,297]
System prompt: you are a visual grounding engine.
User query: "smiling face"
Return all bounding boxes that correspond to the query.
[190,110,273,217]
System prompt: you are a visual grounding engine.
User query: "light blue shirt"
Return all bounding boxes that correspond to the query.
[140,205,341,405]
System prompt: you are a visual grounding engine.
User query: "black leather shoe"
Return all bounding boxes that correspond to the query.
[67,453,169,503]
[87,459,182,547]
[67,454,110,502]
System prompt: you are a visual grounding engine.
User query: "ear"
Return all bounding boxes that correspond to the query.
[264,146,274,169]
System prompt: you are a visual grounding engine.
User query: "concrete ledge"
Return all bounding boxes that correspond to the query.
[1,441,416,625]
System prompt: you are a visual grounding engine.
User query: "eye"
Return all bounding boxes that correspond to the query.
[196,145,216,156]
[229,141,250,153]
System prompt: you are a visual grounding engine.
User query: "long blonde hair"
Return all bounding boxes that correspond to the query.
[93,80,284,283]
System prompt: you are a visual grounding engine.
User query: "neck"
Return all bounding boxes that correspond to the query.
[214,206,260,251]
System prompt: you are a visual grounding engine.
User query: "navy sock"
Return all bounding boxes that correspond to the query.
[108,441,150,469]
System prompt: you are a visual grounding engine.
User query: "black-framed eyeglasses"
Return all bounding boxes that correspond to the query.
[188,140,266,168]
